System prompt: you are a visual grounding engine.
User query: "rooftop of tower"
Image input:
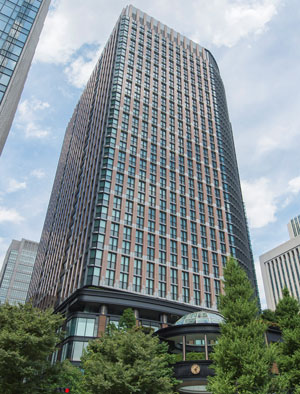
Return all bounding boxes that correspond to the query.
[122,5,219,73]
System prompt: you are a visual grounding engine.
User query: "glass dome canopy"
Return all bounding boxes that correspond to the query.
[175,311,224,326]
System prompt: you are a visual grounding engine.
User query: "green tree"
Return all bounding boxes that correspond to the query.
[47,360,84,394]
[207,257,275,394]
[274,288,300,393]
[0,303,64,393]
[119,307,136,330]
[261,308,277,325]
[81,327,178,394]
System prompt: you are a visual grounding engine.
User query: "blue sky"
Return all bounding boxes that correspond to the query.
[1,0,300,308]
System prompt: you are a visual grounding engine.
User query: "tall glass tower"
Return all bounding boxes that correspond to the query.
[0,238,38,304]
[28,6,258,362]
[0,0,50,154]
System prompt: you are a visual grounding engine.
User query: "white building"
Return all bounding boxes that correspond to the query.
[260,220,300,310]
[287,214,300,238]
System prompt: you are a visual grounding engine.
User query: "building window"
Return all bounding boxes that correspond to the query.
[133,276,141,292]
[107,253,116,269]
[194,291,201,305]
[89,249,102,266]
[147,262,154,279]
[214,280,220,295]
[87,267,100,286]
[135,244,143,258]
[203,263,209,275]
[147,247,155,261]
[112,209,120,221]
[171,285,178,300]
[159,250,166,264]
[182,287,190,303]
[170,253,177,267]
[135,230,144,244]
[159,265,166,282]
[65,317,96,338]
[72,341,89,361]
[109,237,118,251]
[146,279,154,295]
[205,293,211,308]
[204,277,211,293]
[122,241,131,255]
[182,271,189,288]
[159,282,166,298]
[121,256,129,272]
[120,273,128,289]
[192,260,199,273]
[123,227,131,241]
[105,269,115,286]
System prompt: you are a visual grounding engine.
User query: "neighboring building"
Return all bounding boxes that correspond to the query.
[28,5,257,363]
[288,214,300,238]
[0,238,38,304]
[0,0,50,155]
[260,218,300,310]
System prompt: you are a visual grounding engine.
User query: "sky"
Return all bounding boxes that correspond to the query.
[1,0,300,309]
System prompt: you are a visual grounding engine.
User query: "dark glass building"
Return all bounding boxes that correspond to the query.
[0,0,50,154]
[28,5,258,363]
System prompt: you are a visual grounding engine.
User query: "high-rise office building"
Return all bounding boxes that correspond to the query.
[0,238,38,304]
[288,214,300,238]
[28,6,257,362]
[0,0,50,155]
[260,216,300,310]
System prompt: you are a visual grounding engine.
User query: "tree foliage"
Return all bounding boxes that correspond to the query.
[207,257,275,394]
[81,327,178,394]
[0,303,64,393]
[261,308,277,325]
[119,307,136,330]
[274,288,300,393]
[47,360,84,394]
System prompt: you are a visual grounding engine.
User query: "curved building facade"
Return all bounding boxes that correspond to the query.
[28,5,258,351]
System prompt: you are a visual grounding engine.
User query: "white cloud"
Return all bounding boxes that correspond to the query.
[32,0,283,89]
[30,169,46,179]
[24,123,49,138]
[280,176,300,207]
[64,48,101,88]
[0,207,24,224]
[31,0,283,88]
[210,0,278,47]
[35,0,282,66]
[257,123,299,155]
[223,57,300,169]
[242,173,300,230]
[35,0,113,65]
[7,179,27,193]
[288,176,300,194]
[16,99,51,138]
[31,101,50,111]
[241,177,278,229]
